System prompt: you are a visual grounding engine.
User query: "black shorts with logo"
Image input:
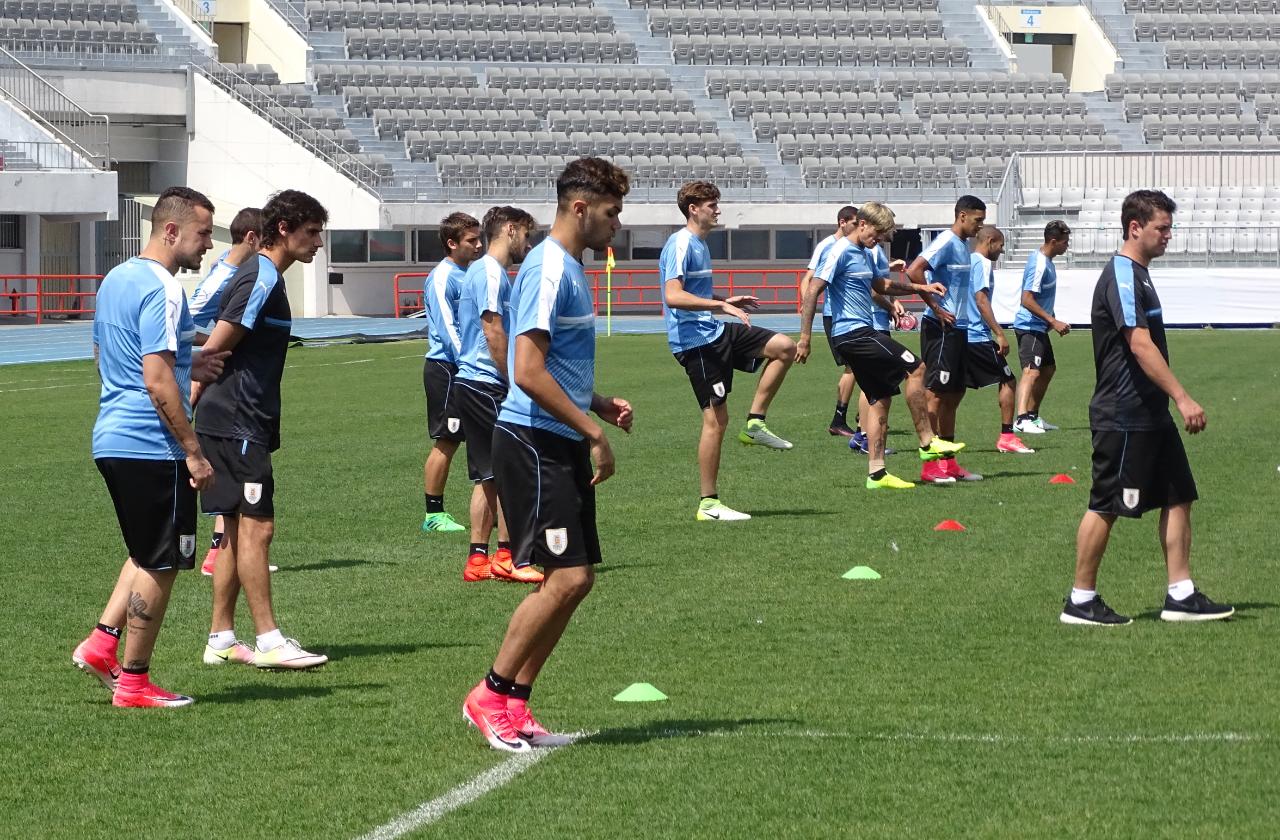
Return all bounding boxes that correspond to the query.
[965,340,1016,389]
[920,316,967,393]
[1016,329,1056,371]
[1087,425,1198,518]
[822,316,844,366]
[96,457,198,571]
[198,434,276,517]
[493,421,601,569]
[424,358,465,442]
[455,378,506,482]
[673,322,776,410]
[831,327,922,403]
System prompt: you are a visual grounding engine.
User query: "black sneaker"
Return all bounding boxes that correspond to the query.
[1160,590,1235,622]
[1059,595,1132,626]
[828,422,856,438]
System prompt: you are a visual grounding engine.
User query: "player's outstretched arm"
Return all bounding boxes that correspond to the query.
[905,256,952,324]
[874,275,945,299]
[664,278,751,326]
[1123,327,1205,433]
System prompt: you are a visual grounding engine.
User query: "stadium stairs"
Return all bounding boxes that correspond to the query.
[936,0,1010,71]
[1087,0,1167,70]
[134,0,216,60]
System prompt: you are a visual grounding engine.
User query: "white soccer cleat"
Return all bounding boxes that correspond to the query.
[738,419,793,450]
[253,638,328,670]
[1033,417,1059,431]
[1013,418,1046,435]
[696,500,752,521]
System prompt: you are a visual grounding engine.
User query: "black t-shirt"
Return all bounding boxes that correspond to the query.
[1088,255,1174,431]
[195,255,292,450]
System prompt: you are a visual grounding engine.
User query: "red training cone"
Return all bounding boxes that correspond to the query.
[933,519,966,532]
[1049,474,1075,485]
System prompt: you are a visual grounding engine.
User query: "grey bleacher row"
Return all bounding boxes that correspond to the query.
[1162,41,1280,68]
[912,91,1087,119]
[1256,93,1280,118]
[373,109,717,140]
[1142,113,1276,142]
[630,0,938,9]
[1105,69,1280,98]
[488,67,669,92]
[434,154,767,189]
[215,63,281,86]
[647,9,944,38]
[308,4,612,34]
[1122,92,1244,119]
[1126,0,1280,13]
[344,29,636,63]
[1135,13,1280,40]
[235,83,313,109]
[312,64,477,94]
[0,17,155,50]
[967,157,1010,189]
[775,132,1119,163]
[671,34,968,66]
[798,156,956,188]
[728,89,899,117]
[306,0,590,31]
[0,0,137,22]
[340,85,692,119]
[407,130,743,161]
[707,68,1069,96]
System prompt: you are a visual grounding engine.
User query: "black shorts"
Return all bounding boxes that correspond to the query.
[493,421,601,569]
[965,341,1016,389]
[822,316,844,366]
[1016,329,1056,370]
[673,322,776,409]
[1087,426,1198,518]
[424,358,465,442]
[831,327,922,403]
[920,316,967,393]
[455,378,506,482]
[96,457,197,571]
[199,434,275,517]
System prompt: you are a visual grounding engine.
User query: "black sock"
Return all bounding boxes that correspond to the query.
[209,531,223,550]
[469,543,488,556]
[833,401,849,424]
[96,623,121,639]
[701,494,718,502]
[937,435,953,443]
[485,669,515,695]
[122,665,148,676]
[425,494,444,514]
[869,468,887,480]
[1001,423,1014,434]
[748,412,766,422]
[509,682,532,701]
[497,541,511,552]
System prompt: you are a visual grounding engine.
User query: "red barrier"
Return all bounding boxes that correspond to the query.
[1,275,102,324]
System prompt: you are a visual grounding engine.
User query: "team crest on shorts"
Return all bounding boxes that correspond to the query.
[545,528,568,556]
[244,482,263,505]
[447,417,461,434]
[901,351,915,363]
[1003,366,1012,376]
[1123,488,1140,509]
[1035,355,1043,367]
[939,371,950,384]
[179,534,196,558]
[712,381,726,398]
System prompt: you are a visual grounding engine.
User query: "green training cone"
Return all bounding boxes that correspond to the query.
[842,566,882,580]
[613,682,668,702]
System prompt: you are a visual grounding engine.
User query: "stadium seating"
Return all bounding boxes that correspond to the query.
[1105,70,1280,147]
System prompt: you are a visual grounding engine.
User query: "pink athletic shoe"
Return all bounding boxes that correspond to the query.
[463,682,530,753]
[508,701,576,748]
[945,460,984,482]
[72,635,121,690]
[112,681,194,708]
[997,432,1035,454]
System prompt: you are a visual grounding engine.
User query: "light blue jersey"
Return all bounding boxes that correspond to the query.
[659,228,724,353]
[966,253,996,344]
[871,244,893,332]
[814,237,890,336]
[92,257,195,460]
[457,254,510,386]
[807,233,839,319]
[424,258,466,363]
[188,251,236,329]
[1013,251,1056,331]
[497,237,596,440]
[918,230,973,329]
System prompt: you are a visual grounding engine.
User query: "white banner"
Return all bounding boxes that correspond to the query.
[989,266,1280,327]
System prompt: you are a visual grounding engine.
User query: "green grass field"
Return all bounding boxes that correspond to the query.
[2,329,1278,839]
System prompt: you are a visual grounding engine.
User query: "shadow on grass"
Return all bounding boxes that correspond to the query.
[197,681,387,704]
[276,558,388,573]
[582,717,799,746]
[322,641,477,659]
[976,469,1059,479]
[745,509,836,519]
[596,563,663,575]
[1134,601,1277,622]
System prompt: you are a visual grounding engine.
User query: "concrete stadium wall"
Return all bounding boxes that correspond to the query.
[214,0,310,83]
[989,5,1121,92]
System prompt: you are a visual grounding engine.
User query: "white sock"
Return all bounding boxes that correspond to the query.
[208,630,236,650]
[256,628,285,652]
[1168,579,1195,601]
[1070,587,1097,606]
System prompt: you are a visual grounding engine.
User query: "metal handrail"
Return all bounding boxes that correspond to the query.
[0,44,109,169]
[263,0,310,36]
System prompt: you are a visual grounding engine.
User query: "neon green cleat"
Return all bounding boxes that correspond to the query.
[422,512,466,533]
[866,472,915,490]
[919,437,966,462]
[738,419,793,450]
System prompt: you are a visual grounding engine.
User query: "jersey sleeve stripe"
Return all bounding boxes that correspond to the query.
[433,266,463,351]
[1114,257,1138,327]
[484,258,503,314]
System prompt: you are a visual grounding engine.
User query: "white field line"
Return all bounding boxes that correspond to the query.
[0,381,94,393]
[284,358,374,370]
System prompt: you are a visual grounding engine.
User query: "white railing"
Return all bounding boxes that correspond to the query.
[0,46,109,169]
[1014,149,1280,192]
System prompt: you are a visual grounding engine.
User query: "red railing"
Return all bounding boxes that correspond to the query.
[1,275,102,324]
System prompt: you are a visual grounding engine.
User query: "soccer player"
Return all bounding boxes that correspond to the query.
[455,206,543,585]
[907,195,986,484]
[421,212,482,533]
[189,206,263,577]
[660,180,798,522]
[1061,190,1232,626]
[462,157,633,751]
[967,226,1035,459]
[797,201,961,490]
[1013,220,1072,435]
[798,205,858,437]
[848,228,908,456]
[72,186,225,707]
[196,190,331,669]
